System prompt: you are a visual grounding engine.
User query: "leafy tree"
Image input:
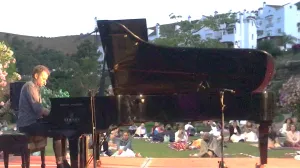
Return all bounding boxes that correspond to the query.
[281,33,297,50]
[257,40,282,57]
[41,87,70,109]
[153,12,236,48]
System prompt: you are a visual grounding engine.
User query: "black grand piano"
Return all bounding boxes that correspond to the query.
[44,18,275,167]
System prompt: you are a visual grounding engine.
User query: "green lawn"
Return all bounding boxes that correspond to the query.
[45,137,295,158]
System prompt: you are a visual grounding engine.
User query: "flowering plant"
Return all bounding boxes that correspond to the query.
[279,76,300,114]
[0,41,21,108]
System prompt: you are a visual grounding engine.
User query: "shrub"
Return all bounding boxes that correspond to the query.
[41,87,70,109]
[292,44,300,55]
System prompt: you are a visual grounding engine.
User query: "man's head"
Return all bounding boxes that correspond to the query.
[122,131,129,140]
[32,65,50,87]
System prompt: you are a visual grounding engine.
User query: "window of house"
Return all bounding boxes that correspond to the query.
[252,34,254,40]
[252,21,253,26]
[259,21,262,25]
[298,27,300,32]
[290,6,292,9]
[277,29,282,33]
[257,30,264,36]
[252,45,254,49]
[227,28,234,34]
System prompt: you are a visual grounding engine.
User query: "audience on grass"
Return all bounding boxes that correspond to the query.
[229,121,245,143]
[97,118,300,158]
[242,121,258,142]
[284,124,300,147]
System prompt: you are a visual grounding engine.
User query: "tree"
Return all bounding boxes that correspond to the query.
[153,12,236,48]
[281,33,297,50]
[257,40,282,57]
[48,40,103,97]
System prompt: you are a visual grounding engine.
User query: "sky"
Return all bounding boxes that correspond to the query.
[0,0,298,37]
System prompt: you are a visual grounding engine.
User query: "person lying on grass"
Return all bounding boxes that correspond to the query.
[112,131,141,157]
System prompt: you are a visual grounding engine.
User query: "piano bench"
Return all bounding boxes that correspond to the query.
[0,132,47,168]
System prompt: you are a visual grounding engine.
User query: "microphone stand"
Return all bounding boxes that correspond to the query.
[218,89,235,168]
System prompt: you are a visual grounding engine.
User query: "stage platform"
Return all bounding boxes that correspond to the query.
[1,156,299,168]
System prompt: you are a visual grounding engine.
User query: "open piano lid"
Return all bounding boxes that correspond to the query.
[97,19,275,95]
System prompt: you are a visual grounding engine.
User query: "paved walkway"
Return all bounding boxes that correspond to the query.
[1,156,300,168]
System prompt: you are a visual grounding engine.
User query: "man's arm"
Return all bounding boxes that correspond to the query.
[123,140,132,151]
[26,84,49,116]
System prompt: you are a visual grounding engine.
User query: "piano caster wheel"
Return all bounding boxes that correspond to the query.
[96,160,101,167]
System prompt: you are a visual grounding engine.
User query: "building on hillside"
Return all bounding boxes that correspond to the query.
[147,1,300,49]
[256,2,300,48]
[147,12,257,49]
[194,12,257,49]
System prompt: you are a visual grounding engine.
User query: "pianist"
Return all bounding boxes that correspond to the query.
[16,65,78,168]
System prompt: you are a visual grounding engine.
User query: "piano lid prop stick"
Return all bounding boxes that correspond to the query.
[88,90,98,168]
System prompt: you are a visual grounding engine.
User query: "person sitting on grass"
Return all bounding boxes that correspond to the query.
[169,125,189,151]
[112,131,141,157]
[189,132,221,157]
[242,121,258,142]
[128,123,137,135]
[268,124,281,149]
[152,124,165,142]
[150,122,159,137]
[229,121,245,143]
[108,133,118,151]
[164,124,175,142]
[134,123,147,138]
[280,118,293,136]
[284,124,300,147]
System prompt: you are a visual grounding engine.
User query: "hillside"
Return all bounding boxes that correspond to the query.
[0,32,100,54]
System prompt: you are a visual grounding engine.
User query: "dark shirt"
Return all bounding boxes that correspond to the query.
[17,81,44,128]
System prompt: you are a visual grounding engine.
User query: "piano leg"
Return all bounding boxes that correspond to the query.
[96,133,101,167]
[258,121,271,167]
[79,135,88,168]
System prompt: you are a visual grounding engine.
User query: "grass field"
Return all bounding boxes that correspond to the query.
[45,137,295,158]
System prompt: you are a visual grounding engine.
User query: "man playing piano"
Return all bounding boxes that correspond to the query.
[16,65,79,168]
